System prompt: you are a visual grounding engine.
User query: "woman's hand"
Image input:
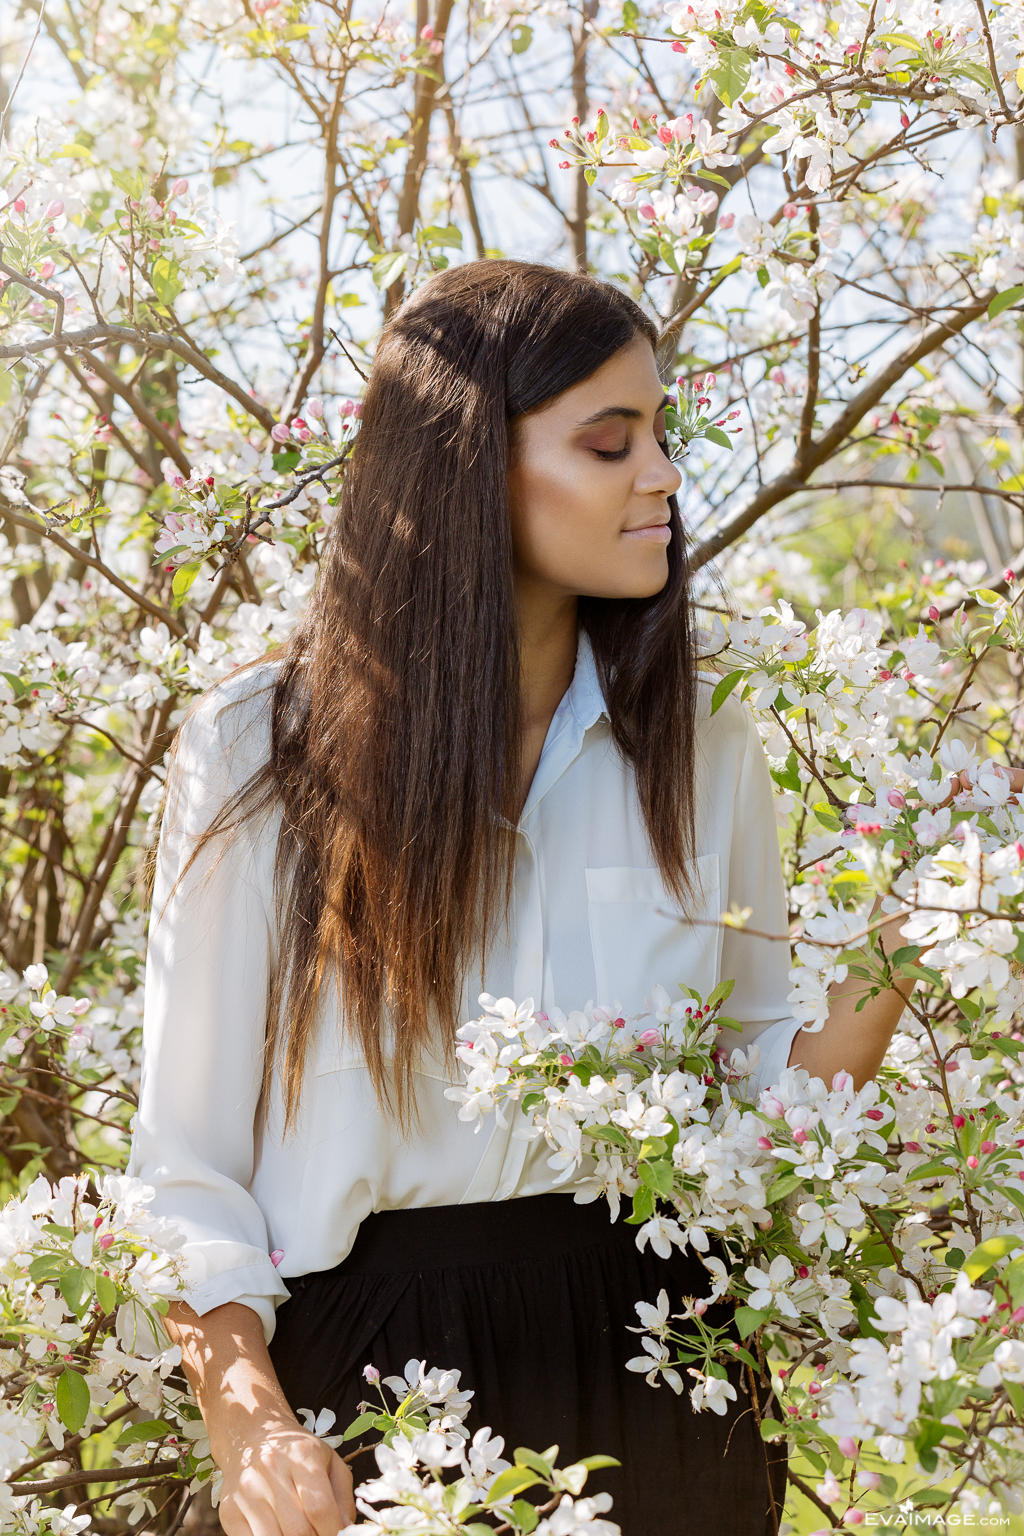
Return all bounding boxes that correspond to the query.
[948,764,1024,804]
[163,1301,356,1536]
[216,1417,355,1536]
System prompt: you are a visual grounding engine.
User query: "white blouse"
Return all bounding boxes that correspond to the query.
[127,634,805,1344]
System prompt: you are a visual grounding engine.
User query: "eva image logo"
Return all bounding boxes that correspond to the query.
[864,1501,1011,1527]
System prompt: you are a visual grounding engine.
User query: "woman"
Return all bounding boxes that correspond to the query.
[129,260,915,1535]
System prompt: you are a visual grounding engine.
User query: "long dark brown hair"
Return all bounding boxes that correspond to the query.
[185,259,698,1129]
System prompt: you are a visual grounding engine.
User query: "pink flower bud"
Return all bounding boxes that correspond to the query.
[99,1233,114,1250]
[718,211,735,229]
[39,257,55,280]
[46,199,64,217]
[559,1053,572,1066]
[352,403,362,417]
[13,198,26,213]
[271,423,291,443]
[757,1135,773,1150]
[844,1511,865,1526]
[927,605,939,622]
[887,790,906,809]
[1011,1306,1024,1325]
[693,1297,707,1315]
[657,125,673,144]
[831,1070,853,1093]
[761,1093,784,1118]
[671,39,686,51]
[900,111,910,128]
[270,1248,285,1266]
[638,203,657,220]
[770,367,785,385]
[967,1155,979,1169]
[363,1364,380,1382]
[639,1029,660,1046]
[420,23,433,36]
[757,1215,773,1229]
[305,398,324,420]
[782,202,798,218]
[170,177,189,196]
[864,1109,884,1121]
[953,1113,966,1129]
[981,1140,997,1153]
[946,1061,960,1074]
[904,1141,921,1152]
[838,1437,859,1459]
[1005,568,1016,585]
[792,1127,808,1144]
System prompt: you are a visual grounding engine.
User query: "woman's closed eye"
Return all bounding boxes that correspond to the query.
[592,442,630,461]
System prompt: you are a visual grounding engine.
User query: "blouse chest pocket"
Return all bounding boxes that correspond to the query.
[584,855,721,1019]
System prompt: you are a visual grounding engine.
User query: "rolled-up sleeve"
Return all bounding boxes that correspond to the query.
[127,676,290,1340]
[717,701,804,1100]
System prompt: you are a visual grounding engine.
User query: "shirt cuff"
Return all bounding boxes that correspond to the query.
[181,1260,292,1346]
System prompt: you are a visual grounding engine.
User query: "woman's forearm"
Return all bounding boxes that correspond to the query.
[164,1300,300,1461]
[786,908,915,1092]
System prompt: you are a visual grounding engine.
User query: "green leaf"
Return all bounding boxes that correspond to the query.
[55,1366,91,1434]
[584,166,597,187]
[60,1267,92,1317]
[756,265,769,288]
[963,1234,1023,1280]
[510,22,533,51]
[576,1455,620,1470]
[118,1418,175,1444]
[769,750,802,794]
[420,224,463,249]
[621,0,639,28]
[710,669,744,715]
[95,1271,118,1315]
[149,257,183,306]
[707,977,735,1010]
[703,426,734,450]
[812,801,843,832]
[372,250,407,289]
[708,46,751,107]
[638,1159,675,1197]
[998,1182,1024,1218]
[734,1305,769,1338]
[171,561,204,607]
[486,1467,542,1503]
[510,1500,540,1532]
[987,286,1024,319]
[341,1410,379,1442]
[0,370,12,407]
[758,1417,786,1439]
[765,1171,803,1203]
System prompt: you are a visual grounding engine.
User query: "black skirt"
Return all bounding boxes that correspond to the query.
[268,1193,787,1534]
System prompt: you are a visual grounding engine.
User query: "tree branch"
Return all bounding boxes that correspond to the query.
[690,291,995,568]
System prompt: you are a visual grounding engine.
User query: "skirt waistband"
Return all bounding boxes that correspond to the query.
[322,1193,629,1276]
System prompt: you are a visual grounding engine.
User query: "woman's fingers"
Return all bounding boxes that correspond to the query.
[327,1451,357,1528]
[948,766,1024,804]
[220,1488,287,1536]
[293,1443,354,1536]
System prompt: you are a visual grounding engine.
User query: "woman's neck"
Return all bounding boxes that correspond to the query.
[515,577,579,816]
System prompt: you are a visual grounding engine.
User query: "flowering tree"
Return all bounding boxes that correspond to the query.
[3,0,1024,1529]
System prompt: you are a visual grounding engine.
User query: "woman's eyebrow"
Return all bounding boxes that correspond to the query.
[575,394,671,428]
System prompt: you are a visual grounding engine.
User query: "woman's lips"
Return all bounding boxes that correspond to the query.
[622,522,671,543]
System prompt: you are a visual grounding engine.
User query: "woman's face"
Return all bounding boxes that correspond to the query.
[508,335,682,604]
